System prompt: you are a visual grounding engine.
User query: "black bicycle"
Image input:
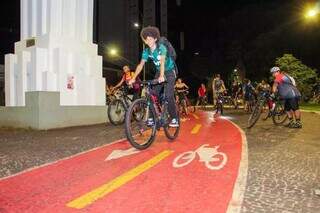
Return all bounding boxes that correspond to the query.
[176,89,195,115]
[247,91,288,128]
[195,95,208,111]
[107,86,133,125]
[125,80,180,150]
[215,92,224,115]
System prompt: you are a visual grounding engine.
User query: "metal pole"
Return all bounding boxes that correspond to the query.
[143,43,146,80]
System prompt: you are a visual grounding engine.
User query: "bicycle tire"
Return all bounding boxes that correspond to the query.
[272,101,288,125]
[125,99,157,150]
[261,102,270,121]
[107,99,126,125]
[247,101,263,128]
[164,105,180,140]
[181,99,188,115]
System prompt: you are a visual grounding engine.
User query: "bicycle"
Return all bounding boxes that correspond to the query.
[195,95,208,111]
[176,89,195,115]
[125,80,180,150]
[247,91,288,128]
[107,86,133,125]
[215,92,224,115]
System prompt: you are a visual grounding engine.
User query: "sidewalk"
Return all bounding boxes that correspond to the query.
[229,110,320,213]
[0,124,125,179]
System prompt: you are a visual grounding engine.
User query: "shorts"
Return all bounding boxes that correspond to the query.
[284,97,300,111]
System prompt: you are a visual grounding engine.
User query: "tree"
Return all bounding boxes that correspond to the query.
[275,54,318,101]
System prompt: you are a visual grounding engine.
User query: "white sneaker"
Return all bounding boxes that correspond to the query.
[146,118,154,126]
[169,118,179,127]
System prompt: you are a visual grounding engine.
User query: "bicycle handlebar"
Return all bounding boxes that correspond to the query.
[140,79,168,86]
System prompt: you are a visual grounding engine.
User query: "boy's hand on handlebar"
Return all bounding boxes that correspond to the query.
[158,75,165,83]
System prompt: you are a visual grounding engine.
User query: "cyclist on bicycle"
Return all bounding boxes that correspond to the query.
[128,26,179,127]
[175,78,189,114]
[231,80,242,109]
[196,83,207,106]
[256,79,271,93]
[270,66,302,128]
[243,79,255,112]
[112,65,141,100]
[212,74,227,106]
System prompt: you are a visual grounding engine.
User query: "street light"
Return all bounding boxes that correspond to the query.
[133,22,140,28]
[133,21,147,80]
[306,9,318,18]
[106,46,135,66]
[304,5,319,20]
[109,48,118,56]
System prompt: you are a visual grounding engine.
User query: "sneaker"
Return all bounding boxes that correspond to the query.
[284,119,294,127]
[169,118,179,127]
[146,118,155,127]
[290,121,302,129]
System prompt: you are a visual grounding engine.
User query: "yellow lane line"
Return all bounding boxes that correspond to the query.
[191,113,199,120]
[66,150,173,209]
[191,124,202,134]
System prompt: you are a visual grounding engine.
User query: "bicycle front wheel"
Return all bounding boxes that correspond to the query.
[272,101,288,125]
[163,104,180,140]
[108,99,126,125]
[247,101,263,128]
[125,99,157,150]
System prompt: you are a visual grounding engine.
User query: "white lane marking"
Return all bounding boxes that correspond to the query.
[105,147,140,161]
[173,144,227,170]
[225,119,249,213]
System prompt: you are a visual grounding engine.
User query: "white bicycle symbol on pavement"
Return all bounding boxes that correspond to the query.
[172,144,228,170]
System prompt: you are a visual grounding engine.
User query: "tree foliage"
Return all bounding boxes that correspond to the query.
[275,54,318,100]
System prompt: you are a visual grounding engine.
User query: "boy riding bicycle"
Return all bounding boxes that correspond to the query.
[128,26,179,127]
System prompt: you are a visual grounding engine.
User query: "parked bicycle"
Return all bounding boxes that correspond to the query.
[107,86,133,125]
[125,80,180,150]
[247,91,288,128]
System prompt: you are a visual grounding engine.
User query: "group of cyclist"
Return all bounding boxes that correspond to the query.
[106,26,302,130]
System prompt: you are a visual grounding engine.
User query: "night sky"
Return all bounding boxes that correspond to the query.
[1,0,319,87]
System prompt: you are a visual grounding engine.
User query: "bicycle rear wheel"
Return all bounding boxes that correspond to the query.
[125,99,157,150]
[108,99,125,125]
[163,105,180,140]
[272,101,288,125]
[247,101,263,128]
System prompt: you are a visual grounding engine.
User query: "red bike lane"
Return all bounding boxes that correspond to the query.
[0,111,247,213]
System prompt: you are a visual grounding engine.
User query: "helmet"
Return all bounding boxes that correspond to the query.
[270,67,280,73]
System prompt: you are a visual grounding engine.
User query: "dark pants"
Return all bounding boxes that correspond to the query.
[154,71,177,119]
[284,97,300,112]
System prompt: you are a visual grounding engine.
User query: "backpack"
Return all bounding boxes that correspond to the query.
[157,37,179,75]
[158,37,177,60]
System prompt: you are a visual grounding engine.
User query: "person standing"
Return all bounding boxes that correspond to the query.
[212,74,226,106]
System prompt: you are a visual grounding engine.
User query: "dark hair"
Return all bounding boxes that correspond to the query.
[140,26,160,40]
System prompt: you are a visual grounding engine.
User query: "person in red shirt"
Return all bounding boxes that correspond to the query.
[112,65,141,100]
[196,83,207,106]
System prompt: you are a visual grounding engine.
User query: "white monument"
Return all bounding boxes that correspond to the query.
[5,0,105,106]
[0,0,107,130]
